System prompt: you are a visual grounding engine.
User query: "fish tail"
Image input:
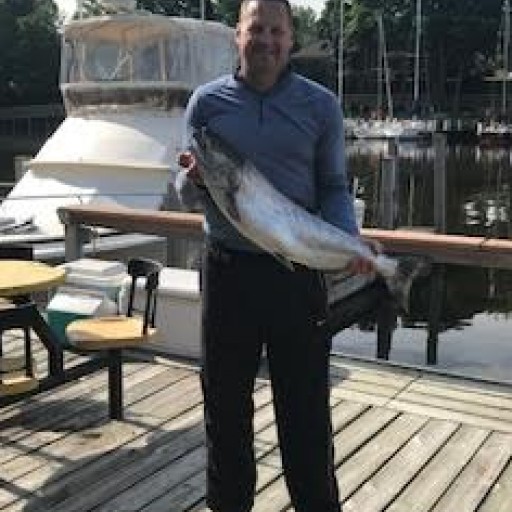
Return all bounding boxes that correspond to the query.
[384,256,429,313]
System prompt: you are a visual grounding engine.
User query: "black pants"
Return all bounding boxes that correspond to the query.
[201,243,341,512]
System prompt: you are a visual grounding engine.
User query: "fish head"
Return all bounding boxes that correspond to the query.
[191,127,243,194]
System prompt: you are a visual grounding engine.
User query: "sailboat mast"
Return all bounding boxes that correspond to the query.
[377,15,383,115]
[502,0,510,117]
[377,13,393,119]
[338,0,344,103]
[413,0,421,109]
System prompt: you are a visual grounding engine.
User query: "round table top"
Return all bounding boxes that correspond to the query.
[0,260,66,297]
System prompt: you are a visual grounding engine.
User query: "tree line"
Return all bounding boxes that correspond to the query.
[0,0,506,117]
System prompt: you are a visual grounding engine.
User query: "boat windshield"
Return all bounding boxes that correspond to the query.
[61,16,235,88]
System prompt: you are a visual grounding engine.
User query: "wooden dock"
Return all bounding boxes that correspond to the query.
[1,334,512,512]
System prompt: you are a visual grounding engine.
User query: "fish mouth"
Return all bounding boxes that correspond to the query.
[193,127,244,166]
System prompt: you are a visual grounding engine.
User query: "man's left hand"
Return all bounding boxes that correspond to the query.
[347,238,383,275]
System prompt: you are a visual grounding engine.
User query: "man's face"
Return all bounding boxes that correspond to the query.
[236,1,293,81]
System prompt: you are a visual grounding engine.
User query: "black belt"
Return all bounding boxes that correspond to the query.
[206,239,315,273]
[206,239,269,263]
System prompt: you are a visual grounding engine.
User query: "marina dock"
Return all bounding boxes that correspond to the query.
[1,333,511,512]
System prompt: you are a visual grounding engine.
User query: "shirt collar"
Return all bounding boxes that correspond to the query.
[233,65,293,95]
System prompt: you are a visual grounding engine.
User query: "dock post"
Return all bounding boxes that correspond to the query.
[378,138,399,228]
[407,173,415,227]
[426,264,445,365]
[63,222,88,262]
[375,139,399,359]
[433,133,447,233]
[426,133,447,365]
[165,237,192,268]
[163,183,200,268]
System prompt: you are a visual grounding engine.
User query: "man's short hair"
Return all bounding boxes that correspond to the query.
[239,0,293,24]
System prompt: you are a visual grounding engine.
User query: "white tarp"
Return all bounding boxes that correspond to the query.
[0,110,181,236]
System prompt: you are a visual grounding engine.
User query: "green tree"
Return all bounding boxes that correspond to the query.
[78,0,216,18]
[0,0,60,106]
[292,6,318,50]
[137,0,215,18]
[319,0,503,115]
[423,0,501,113]
[77,0,104,16]
[213,0,239,26]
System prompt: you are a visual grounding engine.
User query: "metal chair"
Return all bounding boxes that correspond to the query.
[65,257,163,420]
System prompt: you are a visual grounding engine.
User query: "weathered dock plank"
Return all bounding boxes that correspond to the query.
[394,389,512,422]
[478,460,512,512]
[250,400,373,512]
[73,386,274,512]
[431,431,512,512]
[386,425,490,512]
[406,380,512,409]
[0,369,196,510]
[339,413,429,501]
[387,399,512,433]
[1,352,511,512]
[343,419,458,512]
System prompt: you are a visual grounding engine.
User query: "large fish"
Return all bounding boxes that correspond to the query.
[190,127,423,309]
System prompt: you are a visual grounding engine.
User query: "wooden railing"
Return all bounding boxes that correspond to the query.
[58,205,203,263]
[57,204,512,366]
[57,204,512,269]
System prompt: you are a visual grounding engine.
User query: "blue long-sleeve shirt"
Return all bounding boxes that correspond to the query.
[176,70,359,252]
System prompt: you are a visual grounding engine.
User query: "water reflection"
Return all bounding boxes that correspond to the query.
[338,140,512,382]
[347,140,512,236]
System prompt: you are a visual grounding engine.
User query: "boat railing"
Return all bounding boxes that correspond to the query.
[58,204,203,265]
[57,204,512,271]
[0,192,170,235]
[2,192,166,201]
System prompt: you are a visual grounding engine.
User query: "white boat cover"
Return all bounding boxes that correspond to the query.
[0,14,236,240]
[0,111,180,236]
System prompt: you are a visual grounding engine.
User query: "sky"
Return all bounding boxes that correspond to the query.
[290,0,325,16]
[55,0,327,19]
[54,0,77,20]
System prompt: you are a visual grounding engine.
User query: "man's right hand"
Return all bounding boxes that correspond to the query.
[178,151,205,187]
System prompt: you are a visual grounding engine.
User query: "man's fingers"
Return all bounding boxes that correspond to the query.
[178,152,193,168]
[348,257,375,275]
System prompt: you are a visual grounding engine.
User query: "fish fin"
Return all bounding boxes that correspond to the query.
[385,256,430,313]
[225,191,241,222]
[271,252,296,272]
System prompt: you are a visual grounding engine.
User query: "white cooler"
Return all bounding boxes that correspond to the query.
[46,258,128,347]
[60,258,128,303]
[46,287,118,346]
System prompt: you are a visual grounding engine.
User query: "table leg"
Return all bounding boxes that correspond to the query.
[28,308,64,377]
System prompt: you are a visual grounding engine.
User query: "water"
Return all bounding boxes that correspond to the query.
[2,141,512,382]
[333,140,512,384]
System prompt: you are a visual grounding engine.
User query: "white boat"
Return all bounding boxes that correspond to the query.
[352,118,435,141]
[477,120,512,145]
[0,2,236,259]
[352,1,435,142]
[478,0,512,146]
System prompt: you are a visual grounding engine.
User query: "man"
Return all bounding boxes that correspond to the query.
[177,1,376,510]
